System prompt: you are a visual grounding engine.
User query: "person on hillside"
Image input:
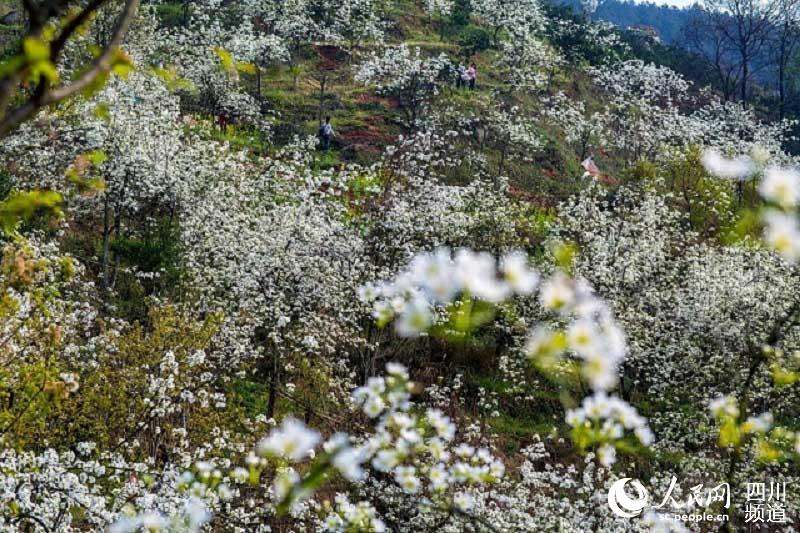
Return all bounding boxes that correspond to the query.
[467,63,477,90]
[580,155,618,185]
[319,116,335,151]
[457,64,470,89]
[581,155,600,178]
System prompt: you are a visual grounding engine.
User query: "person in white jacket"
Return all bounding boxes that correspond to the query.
[319,116,335,151]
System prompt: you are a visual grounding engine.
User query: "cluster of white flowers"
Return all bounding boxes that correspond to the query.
[361,247,539,335]
[550,182,800,511]
[528,272,629,391]
[702,148,800,262]
[321,494,385,531]
[540,92,606,160]
[363,248,650,465]
[760,167,800,208]
[109,363,504,530]
[352,363,505,497]
[110,498,210,533]
[641,510,688,533]
[356,45,452,127]
[708,394,740,419]
[527,272,652,458]
[574,60,794,166]
[567,392,653,464]
[423,0,454,17]
[153,1,285,129]
[758,167,800,262]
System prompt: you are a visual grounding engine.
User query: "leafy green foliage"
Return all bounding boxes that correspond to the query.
[458,25,491,58]
[449,0,472,29]
[0,190,63,235]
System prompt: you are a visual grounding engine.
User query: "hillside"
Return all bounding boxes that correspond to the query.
[0,0,798,531]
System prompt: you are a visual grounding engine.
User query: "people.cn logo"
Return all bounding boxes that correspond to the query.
[607,478,649,518]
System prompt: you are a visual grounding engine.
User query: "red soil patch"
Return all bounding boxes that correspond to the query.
[356,92,399,109]
[506,185,557,208]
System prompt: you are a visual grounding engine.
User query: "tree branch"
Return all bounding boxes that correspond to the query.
[0,0,140,139]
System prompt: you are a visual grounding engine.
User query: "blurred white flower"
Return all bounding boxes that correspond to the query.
[701,149,755,180]
[759,167,800,208]
[501,251,539,295]
[763,210,800,262]
[257,418,320,461]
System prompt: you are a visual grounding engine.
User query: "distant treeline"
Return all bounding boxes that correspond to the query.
[559,0,700,44]
[555,0,800,132]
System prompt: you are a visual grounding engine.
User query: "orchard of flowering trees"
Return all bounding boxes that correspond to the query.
[0,0,799,531]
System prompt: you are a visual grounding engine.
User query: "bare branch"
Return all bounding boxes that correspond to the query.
[47,0,140,101]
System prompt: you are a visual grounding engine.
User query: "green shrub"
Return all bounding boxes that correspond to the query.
[449,0,472,30]
[109,217,185,322]
[458,25,491,58]
[154,2,190,28]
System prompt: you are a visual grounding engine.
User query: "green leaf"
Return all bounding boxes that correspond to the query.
[236,61,257,74]
[152,66,196,92]
[0,55,25,79]
[22,37,49,63]
[214,47,236,75]
[30,61,59,83]
[22,37,59,84]
[110,49,134,78]
[80,70,109,98]
[86,150,107,165]
[0,190,63,235]
[93,103,110,120]
[551,240,578,271]
[718,419,741,448]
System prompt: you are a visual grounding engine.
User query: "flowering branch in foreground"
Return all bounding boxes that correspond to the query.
[360,247,652,466]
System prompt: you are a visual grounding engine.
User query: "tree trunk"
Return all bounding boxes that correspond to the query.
[778,30,788,119]
[317,75,327,123]
[266,351,279,418]
[101,193,111,290]
[497,140,508,178]
[740,50,749,105]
